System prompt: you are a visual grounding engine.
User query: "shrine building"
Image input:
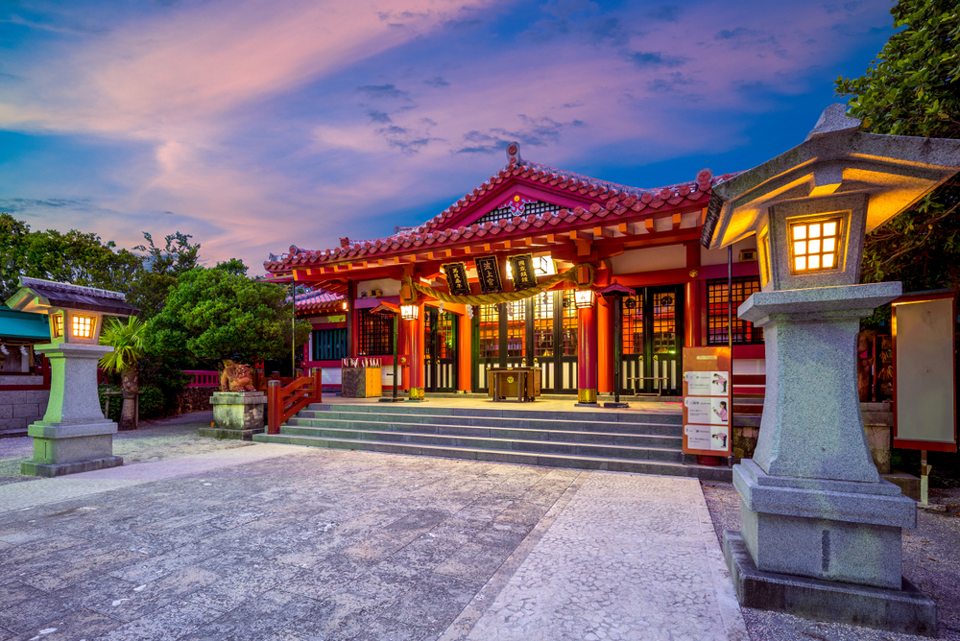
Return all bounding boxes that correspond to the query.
[264,143,763,403]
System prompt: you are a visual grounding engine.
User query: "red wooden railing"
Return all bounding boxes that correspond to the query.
[184,370,219,387]
[267,368,322,434]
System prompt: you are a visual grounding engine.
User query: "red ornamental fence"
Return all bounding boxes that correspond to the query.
[267,368,322,435]
[183,370,219,388]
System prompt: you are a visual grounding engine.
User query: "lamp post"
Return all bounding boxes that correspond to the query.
[6,278,139,477]
[371,302,403,402]
[400,303,424,401]
[599,281,632,408]
[574,287,598,406]
[703,104,960,634]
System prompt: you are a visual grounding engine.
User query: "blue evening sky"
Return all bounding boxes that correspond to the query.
[0,0,894,273]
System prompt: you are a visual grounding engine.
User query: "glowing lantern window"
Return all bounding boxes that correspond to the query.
[400,304,419,321]
[72,315,94,339]
[789,218,841,274]
[52,314,64,338]
[574,289,595,308]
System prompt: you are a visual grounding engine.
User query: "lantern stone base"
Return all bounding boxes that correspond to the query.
[723,531,937,636]
[21,420,123,477]
[205,391,266,440]
[734,459,916,589]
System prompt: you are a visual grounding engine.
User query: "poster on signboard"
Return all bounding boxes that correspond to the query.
[681,346,732,457]
[684,397,729,425]
[685,424,712,450]
[684,371,729,397]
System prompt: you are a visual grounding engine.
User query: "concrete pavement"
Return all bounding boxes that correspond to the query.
[0,441,746,641]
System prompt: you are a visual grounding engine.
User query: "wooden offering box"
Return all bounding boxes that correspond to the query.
[487,368,542,402]
[341,358,383,398]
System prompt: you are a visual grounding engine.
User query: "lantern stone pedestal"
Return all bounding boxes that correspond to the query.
[20,343,123,477]
[203,391,266,440]
[721,283,937,635]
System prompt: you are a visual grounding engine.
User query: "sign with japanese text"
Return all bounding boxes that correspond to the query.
[474,256,502,294]
[508,253,537,291]
[681,346,732,457]
[442,262,471,296]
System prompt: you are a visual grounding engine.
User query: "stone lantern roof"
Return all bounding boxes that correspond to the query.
[5,277,140,317]
[701,104,960,251]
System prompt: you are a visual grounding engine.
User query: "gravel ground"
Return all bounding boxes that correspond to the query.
[702,480,960,641]
[0,411,254,485]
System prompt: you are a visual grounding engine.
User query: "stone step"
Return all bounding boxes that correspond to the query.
[292,411,682,436]
[307,403,683,425]
[288,417,681,446]
[252,432,731,481]
[278,424,682,461]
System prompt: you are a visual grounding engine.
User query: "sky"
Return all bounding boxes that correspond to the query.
[0,0,895,275]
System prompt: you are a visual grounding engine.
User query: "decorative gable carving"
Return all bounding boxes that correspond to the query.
[475,196,563,226]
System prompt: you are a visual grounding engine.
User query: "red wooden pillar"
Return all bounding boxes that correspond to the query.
[597,296,613,394]
[407,303,425,400]
[685,280,701,348]
[458,312,472,392]
[577,304,598,404]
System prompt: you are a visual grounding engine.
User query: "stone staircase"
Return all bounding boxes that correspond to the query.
[253,403,732,481]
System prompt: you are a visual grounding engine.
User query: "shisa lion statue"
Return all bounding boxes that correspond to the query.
[220,360,256,392]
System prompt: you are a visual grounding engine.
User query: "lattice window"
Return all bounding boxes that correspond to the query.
[533,291,555,358]
[437,312,456,359]
[560,290,577,357]
[707,277,764,345]
[622,293,643,355]
[476,200,563,225]
[505,300,526,357]
[478,304,499,359]
[357,309,393,356]
[652,291,677,354]
[312,328,347,361]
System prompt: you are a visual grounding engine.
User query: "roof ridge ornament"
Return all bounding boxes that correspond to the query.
[506,141,521,165]
[805,103,862,141]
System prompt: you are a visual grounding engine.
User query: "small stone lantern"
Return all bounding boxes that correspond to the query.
[703,105,960,635]
[6,277,139,476]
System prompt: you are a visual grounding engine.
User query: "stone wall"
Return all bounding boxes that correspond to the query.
[173,386,217,415]
[732,402,894,474]
[0,387,49,437]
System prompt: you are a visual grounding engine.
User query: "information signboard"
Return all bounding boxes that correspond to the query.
[892,291,957,452]
[682,346,732,456]
[442,262,471,296]
[474,256,502,294]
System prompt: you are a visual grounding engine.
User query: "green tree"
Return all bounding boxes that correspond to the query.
[0,214,142,301]
[99,316,147,430]
[148,261,311,375]
[126,231,201,319]
[836,0,960,291]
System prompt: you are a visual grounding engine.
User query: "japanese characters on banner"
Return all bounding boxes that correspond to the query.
[682,347,732,456]
[474,256,503,294]
[507,253,537,290]
[442,262,471,296]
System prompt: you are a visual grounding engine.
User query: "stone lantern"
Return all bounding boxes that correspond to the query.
[703,105,960,635]
[6,277,139,477]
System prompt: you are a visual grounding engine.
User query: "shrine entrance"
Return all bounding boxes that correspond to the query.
[473,290,578,394]
[424,307,458,393]
[619,285,684,396]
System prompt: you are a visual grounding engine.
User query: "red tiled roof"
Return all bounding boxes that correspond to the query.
[266,158,735,273]
[295,289,344,314]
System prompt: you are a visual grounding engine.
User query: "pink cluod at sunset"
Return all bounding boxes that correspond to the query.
[0,0,892,270]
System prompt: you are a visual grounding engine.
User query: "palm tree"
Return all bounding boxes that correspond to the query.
[99,316,147,430]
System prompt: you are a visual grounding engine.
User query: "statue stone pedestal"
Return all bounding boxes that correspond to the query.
[722,283,937,636]
[202,391,266,441]
[21,343,122,477]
